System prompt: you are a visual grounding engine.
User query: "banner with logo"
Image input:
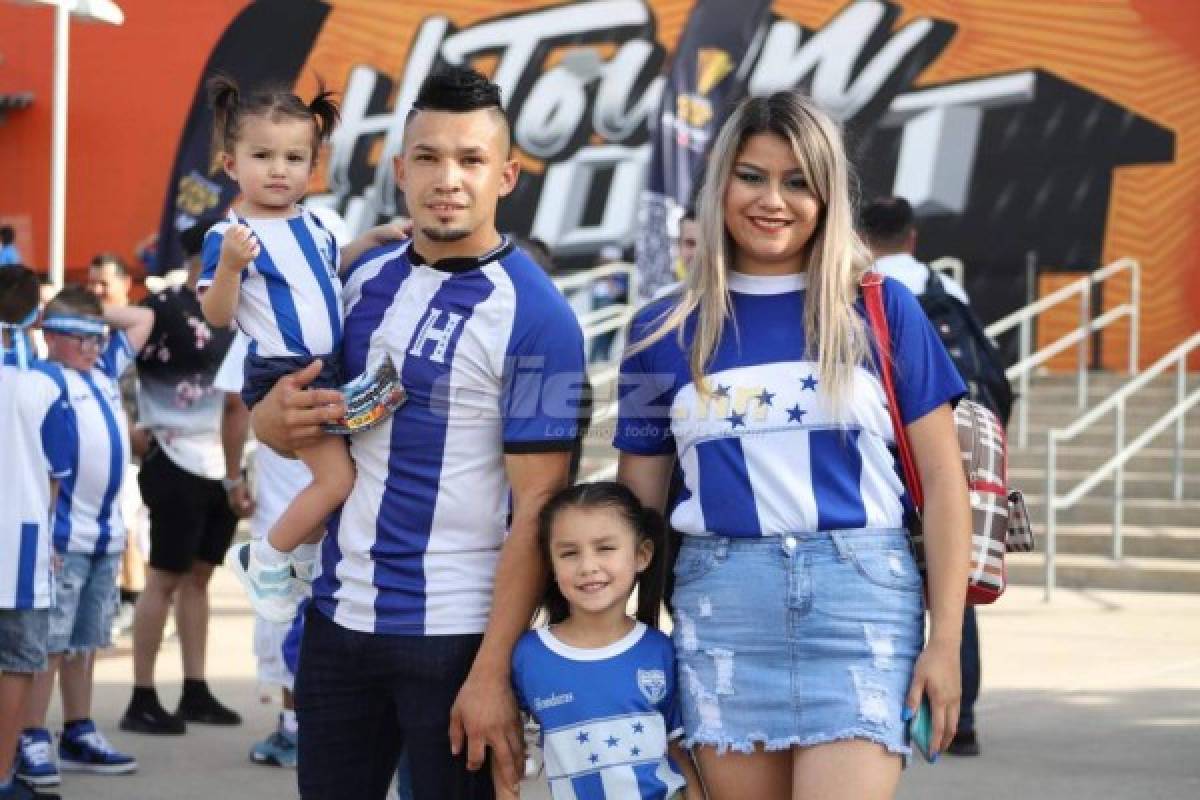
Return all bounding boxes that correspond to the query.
[152,0,330,273]
[635,0,773,297]
[151,0,1195,366]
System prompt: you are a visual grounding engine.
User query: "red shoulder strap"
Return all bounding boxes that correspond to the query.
[860,273,924,511]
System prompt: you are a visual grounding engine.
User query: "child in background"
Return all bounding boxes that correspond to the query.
[15,287,153,789]
[0,267,77,800]
[199,75,401,623]
[504,482,702,800]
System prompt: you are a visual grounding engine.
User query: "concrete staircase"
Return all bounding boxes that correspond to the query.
[1006,372,1200,593]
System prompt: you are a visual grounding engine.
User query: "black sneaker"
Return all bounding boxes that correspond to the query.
[177,684,242,726]
[946,730,981,756]
[1,778,61,799]
[119,693,186,736]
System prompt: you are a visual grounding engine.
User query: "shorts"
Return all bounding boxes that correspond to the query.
[0,608,50,673]
[138,446,238,574]
[48,551,121,655]
[254,600,306,691]
[242,352,341,410]
[670,529,924,757]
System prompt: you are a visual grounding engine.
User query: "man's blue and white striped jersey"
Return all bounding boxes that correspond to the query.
[313,239,586,635]
[53,333,133,556]
[0,355,76,609]
[513,623,685,800]
[199,208,343,359]
[616,272,965,538]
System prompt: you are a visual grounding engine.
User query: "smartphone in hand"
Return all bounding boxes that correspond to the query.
[908,696,936,763]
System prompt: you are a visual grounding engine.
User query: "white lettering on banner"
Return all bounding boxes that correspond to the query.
[409,309,464,364]
[315,0,1035,252]
[879,71,1037,213]
[748,1,941,119]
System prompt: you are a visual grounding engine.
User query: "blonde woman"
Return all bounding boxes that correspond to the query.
[616,92,970,799]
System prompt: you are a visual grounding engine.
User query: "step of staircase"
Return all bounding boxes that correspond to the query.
[1009,468,1199,499]
[1027,525,1200,559]
[1009,445,1200,473]
[1019,495,1200,527]
[1006,552,1200,593]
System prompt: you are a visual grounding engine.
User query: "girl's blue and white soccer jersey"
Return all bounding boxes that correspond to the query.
[199,208,343,358]
[513,623,686,800]
[0,355,76,609]
[53,333,133,556]
[312,239,587,635]
[616,272,966,536]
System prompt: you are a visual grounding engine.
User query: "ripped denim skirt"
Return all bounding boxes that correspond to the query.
[669,529,924,757]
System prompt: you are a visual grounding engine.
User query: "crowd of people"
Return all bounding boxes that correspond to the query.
[0,63,1004,800]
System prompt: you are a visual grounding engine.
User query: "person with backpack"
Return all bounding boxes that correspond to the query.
[861,195,1013,757]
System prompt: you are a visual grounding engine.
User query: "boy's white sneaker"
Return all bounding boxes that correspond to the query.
[225,542,300,624]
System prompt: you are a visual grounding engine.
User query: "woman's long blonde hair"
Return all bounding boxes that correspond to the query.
[631,91,874,412]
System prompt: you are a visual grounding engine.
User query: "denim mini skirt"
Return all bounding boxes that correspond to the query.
[670,529,924,757]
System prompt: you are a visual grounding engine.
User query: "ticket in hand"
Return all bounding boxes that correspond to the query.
[323,355,407,435]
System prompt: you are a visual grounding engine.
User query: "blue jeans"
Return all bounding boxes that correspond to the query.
[48,551,121,654]
[959,605,980,733]
[294,607,492,800]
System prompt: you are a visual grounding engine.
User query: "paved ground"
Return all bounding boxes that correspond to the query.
[55,572,1200,799]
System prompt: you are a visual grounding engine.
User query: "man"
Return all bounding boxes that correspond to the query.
[86,253,133,308]
[118,220,248,735]
[87,252,145,637]
[861,195,983,758]
[860,196,969,304]
[253,67,586,799]
[0,225,20,267]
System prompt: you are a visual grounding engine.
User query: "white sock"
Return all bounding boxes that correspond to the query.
[292,543,319,564]
[252,537,289,567]
[281,709,298,735]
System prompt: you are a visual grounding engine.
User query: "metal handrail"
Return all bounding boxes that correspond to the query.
[985,257,1140,447]
[1042,331,1200,599]
[554,263,640,483]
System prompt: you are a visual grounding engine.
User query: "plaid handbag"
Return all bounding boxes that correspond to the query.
[862,273,1031,605]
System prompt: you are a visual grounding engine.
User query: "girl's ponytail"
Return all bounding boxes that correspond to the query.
[634,506,669,629]
[307,78,341,144]
[207,73,241,158]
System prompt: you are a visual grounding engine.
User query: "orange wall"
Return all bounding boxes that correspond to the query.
[0,0,247,278]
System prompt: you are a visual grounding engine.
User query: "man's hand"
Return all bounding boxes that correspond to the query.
[226,483,255,519]
[250,360,346,456]
[219,224,260,273]
[448,668,524,793]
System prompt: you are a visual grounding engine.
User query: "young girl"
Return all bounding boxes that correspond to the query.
[505,482,702,800]
[615,92,971,800]
[199,75,400,623]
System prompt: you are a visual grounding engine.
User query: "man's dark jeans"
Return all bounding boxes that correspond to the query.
[295,607,493,800]
[960,604,980,733]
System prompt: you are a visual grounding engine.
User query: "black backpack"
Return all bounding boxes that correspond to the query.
[919,267,1014,426]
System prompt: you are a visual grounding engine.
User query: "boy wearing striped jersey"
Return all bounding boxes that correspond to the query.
[16,287,152,788]
[0,267,77,800]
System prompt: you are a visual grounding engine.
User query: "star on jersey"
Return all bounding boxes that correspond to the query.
[787,404,807,423]
[713,383,731,399]
[577,731,590,744]
[631,746,641,757]
[755,388,775,407]
[800,374,819,391]
[727,409,747,428]
[632,722,645,734]
[606,736,620,748]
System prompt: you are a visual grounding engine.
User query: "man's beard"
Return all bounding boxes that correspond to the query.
[421,225,471,243]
